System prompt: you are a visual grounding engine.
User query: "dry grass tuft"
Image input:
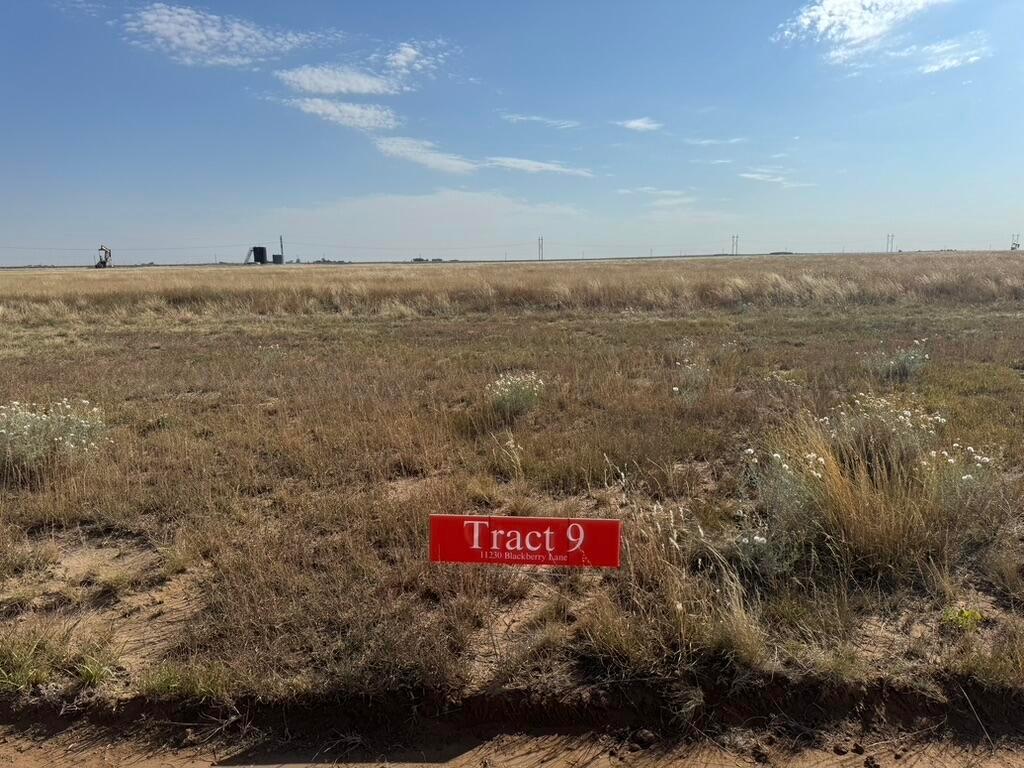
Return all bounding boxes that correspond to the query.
[749,397,1012,584]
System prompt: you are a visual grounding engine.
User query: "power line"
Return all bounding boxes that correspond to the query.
[288,240,533,252]
[0,241,536,254]
[2,236,1009,264]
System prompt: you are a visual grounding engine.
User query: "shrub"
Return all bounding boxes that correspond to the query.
[486,372,545,422]
[0,399,107,484]
[942,607,985,634]
[746,395,1008,583]
[864,341,929,384]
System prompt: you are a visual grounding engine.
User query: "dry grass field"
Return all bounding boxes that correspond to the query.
[2,251,1024,755]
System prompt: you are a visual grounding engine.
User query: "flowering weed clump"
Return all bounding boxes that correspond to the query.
[671,359,711,400]
[486,372,545,423]
[744,394,1007,582]
[0,399,107,485]
[864,339,929,384]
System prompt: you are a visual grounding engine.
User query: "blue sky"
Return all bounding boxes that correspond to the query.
[1,0,1021,265]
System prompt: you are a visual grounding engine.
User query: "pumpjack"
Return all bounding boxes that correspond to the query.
[95,245,112,268]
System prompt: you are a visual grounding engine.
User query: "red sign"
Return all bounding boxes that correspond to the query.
[430,515,621,569]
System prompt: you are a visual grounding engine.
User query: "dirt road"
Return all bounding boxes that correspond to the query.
[1,726,1021,768]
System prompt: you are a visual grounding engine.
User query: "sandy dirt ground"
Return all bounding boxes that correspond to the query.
[1,727,1022,768]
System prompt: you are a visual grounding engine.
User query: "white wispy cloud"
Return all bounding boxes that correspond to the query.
[919,47,983,73]
[619,186,690,196]
[52,0,105,16]
[500,113,581,130]
[383,40,451,76]
[777,0,956,66]
[375,137,478,174]
[648,195,698,209]
[288,99,399,132]
[739,168,815,189]
[686,137,747,146]
[373,138,595,178]
[614,117,663,132]
[896,33,993,73]
[388,43,423,72]
[275,40,455,97]
[616,187,698,210]
[123,3,339,67]
[740,172,786,183]
[275,64,399,95]
[485,157,593,177]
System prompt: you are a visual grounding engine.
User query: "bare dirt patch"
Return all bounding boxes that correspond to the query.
[81,567,204,677]
[0,531,204,692]
[0,534,160,615]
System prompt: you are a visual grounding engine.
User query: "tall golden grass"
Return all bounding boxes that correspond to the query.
[1,251,1023,322]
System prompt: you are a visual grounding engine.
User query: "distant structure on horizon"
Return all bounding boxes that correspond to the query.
[95,245,112,269]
